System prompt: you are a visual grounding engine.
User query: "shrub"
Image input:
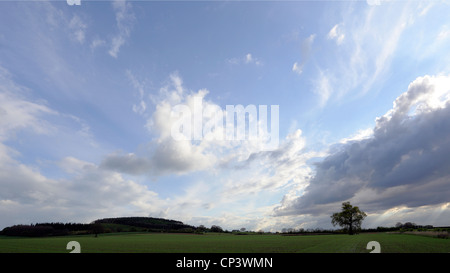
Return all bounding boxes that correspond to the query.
[436,233,449,239]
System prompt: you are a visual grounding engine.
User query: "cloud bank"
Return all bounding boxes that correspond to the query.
[275,75,450,225]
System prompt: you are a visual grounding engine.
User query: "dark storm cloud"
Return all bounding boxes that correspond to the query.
[275,75,450,216]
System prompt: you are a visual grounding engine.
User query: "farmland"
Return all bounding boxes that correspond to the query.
[0,232,449,253]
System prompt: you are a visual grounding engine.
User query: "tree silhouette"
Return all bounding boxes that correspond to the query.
[92,223,104,237]
[210,225,223,233]
[331,201,367,235]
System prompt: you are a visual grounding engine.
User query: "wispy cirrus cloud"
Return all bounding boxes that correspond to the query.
[90,37,106,50]
[292,34,316,76]
[0,67,57,141]
[313,69,333,107]
[312,2,416,106]
[327,24,344,45]
[68,14,87,44]
[109,0,135,58]
[227,53,262,66]
[126,70,148,115]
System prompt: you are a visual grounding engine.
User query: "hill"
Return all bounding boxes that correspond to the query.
[0,216,197,237]
[93,217,196,233]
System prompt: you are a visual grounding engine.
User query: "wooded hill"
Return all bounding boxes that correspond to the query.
[93,217,196,233]
[0,216,196,237]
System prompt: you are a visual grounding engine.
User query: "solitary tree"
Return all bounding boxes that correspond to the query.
[92,222,104,237]
[210,225,223,233]
[331,201,367,235]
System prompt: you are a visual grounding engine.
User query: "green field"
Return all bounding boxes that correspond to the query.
[1,232,449,253]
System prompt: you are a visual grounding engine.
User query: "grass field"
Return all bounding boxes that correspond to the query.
[0,232,449,253]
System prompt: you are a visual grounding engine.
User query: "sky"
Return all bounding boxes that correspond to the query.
[1,0,450,232]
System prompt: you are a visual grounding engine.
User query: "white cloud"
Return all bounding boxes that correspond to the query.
[339,128,373,144]
[227,53,262,66]
[327,24,345,45]
[58,156,96,174]
[103,72,283,177]
[102,73,218,176]
[0,67,56,141]
[90,37,106,50]
[292,62,303,75]
[246,53,262,65]
[109,0,135,58]
[0,144,167,229]
[69,15,87,44]
[313,70,333,106]
[244,53,261,65]
[292,34,315,76]
[437,25,450,40]
[0,66,165,225]
[126,70,147,115]
[219,129,317,198]
[312,3,418,106]
[109,36,125,58]
[96,72,323,231]
[417,1,435,17]
[245,53,253,63]
[171,129,320,232]
[0,65,99,156]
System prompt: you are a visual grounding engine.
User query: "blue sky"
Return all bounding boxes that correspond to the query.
[1,0,450,231]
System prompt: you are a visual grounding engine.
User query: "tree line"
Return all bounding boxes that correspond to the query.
[0,217,229,237]
[282,202,447,235]
[1,222,94,237]
[2,207,447,237]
